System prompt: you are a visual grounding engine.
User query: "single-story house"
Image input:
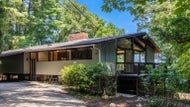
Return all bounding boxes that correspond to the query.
[0,32,160,94]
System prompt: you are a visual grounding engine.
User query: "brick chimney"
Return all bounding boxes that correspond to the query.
[68,32,89,41]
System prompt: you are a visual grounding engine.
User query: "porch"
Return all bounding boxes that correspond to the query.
[117,62,160,95]
[115,35,160,95]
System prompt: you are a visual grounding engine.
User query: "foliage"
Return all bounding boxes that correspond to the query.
[102,0,190,93]
[27,0,64,44]
[0,0,28,51]
[61,63,116,95]
[0,0,124,52]
[142,63,181,96]
[174,48,190,92]
[102,0,190,16]
[61,63,93,89]
[103,0,190,46]
[60,0,124,40]
[146,97,178,107]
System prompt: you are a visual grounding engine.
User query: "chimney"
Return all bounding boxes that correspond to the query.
[68,32,89,41]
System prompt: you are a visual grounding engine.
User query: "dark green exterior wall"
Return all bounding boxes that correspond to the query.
[146,45,155,63]
[0,59,2,74]
[100,41,116,64]
[0,54,24,74]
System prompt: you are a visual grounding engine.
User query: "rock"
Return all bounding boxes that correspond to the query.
[136,97,144,101]
[102,94,109,99]
[136,103,143,107]
[110,103,116,107]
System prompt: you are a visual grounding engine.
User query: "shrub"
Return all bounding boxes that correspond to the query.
[61,64,93,89]
[142,63,181,97]
[61,62,116,95]
[87,63,116,95]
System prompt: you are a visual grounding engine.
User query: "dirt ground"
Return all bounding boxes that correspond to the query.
[87,96,146,107]
[0,81,86,107]
[0,81,147,107]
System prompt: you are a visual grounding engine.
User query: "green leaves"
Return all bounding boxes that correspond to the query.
[142,64,181,96]
[102,0,190,81]
[60,0,124,39]
[61,63,116,95]
[0,0,125,51]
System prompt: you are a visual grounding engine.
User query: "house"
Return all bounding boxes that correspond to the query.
[0,32,160,94]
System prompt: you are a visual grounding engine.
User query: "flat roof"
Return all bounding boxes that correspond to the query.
[0,32,160,57]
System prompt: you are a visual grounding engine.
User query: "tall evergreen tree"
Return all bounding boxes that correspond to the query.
[0,0,124,51]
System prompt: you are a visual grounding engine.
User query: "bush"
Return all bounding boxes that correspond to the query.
[142,63,181,97]
[61,63,116,95]
[61,64,93,89]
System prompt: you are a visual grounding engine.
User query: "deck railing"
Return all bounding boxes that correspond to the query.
[117,62,160,75]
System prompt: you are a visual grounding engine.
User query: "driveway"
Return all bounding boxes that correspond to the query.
[0,82,86,107]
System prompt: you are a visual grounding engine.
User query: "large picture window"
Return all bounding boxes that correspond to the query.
[38,51,48,61]
[71,47,92,60]
[53,50,69,61]
[36,47,92,61]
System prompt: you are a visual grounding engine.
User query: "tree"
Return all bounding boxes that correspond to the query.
[0,0,124,51]
[102,0,190,86]
[0,0,28,51]
[102,0,190,16]
[59,0,124,41]
[102,0,190,51]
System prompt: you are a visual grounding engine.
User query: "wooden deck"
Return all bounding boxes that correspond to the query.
[117,63,160,95]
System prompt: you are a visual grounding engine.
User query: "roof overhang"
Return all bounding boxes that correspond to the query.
[0,32,161,58]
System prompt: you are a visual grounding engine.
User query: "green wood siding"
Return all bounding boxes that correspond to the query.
[100,41,116,64]
[0,54,24,74]
[146,45,154,63]
[0,60,1,73]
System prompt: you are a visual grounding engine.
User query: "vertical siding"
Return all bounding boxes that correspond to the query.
[100,41,116,63]
[0,60,2,73]
[92,48,99,62]
[0,54,24,74]
[146,45,154,63]
[24,52,30,74]
[99,41,116,74]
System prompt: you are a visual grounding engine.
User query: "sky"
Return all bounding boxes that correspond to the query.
[77,0,138,34]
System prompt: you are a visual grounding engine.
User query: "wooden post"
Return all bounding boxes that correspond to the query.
[136,77,139,96]
[131,37,135,73]
[114,39,118,95]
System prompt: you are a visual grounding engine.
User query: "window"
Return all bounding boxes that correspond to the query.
[71,47,92,60]
[38,51,48,61]
[117,54,124,63]
[36,47,92,61]
[53,50,69,61]
[134,51,145,63]
[30,53,37,60]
